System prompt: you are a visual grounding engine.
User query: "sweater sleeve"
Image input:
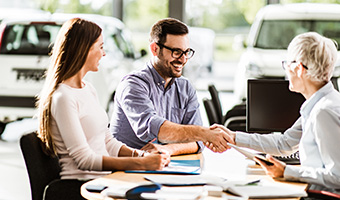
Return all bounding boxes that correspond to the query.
[105,129,124,157]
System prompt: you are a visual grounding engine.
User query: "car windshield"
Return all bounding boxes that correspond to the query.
[255,20,340,50]
[0,23,61,55]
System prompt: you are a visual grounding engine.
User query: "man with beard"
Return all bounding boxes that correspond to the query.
[109,18,230,156]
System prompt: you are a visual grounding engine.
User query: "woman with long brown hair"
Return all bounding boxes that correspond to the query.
[36,18,169,181]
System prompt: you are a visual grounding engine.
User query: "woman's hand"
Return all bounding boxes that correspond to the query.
[204,124,236,152]
[142,151,170,170]
[254,155,286,178]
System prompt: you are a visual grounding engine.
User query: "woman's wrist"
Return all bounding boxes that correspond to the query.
[132,149,147,157]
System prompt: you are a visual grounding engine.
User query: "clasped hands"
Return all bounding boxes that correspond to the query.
[204,124,286,179]
[204,124,235,153]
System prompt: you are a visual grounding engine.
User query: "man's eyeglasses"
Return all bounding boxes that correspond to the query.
[156,43,195,59]
[282,60,308,70]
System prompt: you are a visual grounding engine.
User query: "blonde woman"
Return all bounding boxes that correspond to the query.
[213,32,340,193]
[36,18,169,183]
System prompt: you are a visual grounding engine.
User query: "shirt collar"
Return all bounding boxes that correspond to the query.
[147,61,176,88]
[300,81,334,118]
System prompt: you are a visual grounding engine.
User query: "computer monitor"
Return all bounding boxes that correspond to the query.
[246,79,305,133]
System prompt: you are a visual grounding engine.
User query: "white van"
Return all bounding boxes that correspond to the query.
[0,12,146,122]
[234,3,340,100]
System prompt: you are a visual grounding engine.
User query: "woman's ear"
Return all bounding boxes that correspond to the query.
[149,42,158,56]
[296,62,306,77]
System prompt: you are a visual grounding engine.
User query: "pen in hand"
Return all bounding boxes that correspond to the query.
[149,138,157,143]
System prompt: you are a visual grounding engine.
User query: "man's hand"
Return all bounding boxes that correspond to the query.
[141,142,172,155]
[201,124,236,153]
[254,155,286,178]
[204,124,236,153]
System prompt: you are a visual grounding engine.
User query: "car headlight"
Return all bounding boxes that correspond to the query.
[246,63,263,77]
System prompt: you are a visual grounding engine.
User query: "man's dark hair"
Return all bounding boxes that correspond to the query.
[150,18,189,44]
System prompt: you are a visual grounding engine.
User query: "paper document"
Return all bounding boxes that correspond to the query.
[220,179,307,198]
[125,159,201,175]
[227,143,257,160]
[227,143,273,165]
[144,174,227,186]
[226,184,307,198]
[141,186,204,200]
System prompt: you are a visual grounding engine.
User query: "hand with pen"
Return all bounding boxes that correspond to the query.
[141,150,171,170]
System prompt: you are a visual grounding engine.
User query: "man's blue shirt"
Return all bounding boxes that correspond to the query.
[109,62,203,150]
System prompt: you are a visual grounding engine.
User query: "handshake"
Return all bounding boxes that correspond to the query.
[202,124,236,153]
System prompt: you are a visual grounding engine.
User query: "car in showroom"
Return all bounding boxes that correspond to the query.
[184,26,215,83]
[234,3,340,100]
[0,12,146,122]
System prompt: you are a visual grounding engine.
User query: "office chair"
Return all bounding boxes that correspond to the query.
[20,132,85,200]
[304,184,340,200]
[207,84,247,131]
[306,190,340,200]
[224,116,247,132]
[203,98,219,125]
[208,84,224,124]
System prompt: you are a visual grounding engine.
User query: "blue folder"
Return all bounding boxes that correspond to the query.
[125,159,201,175]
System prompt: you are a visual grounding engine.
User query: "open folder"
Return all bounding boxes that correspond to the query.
[125,159,201,175]
[222,179,307,199]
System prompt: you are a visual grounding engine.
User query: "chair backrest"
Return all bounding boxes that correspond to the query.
[20,132,61,200]
[307,189,340,200]
[208,84,223,123]
[223,102,247,131]
[203,98,219,125]
[224,116,247,132]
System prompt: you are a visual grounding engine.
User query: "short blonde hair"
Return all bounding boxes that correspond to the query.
[287,32,338,83]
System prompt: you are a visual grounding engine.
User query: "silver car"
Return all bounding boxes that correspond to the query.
[0,12,146,122]
[234,3,340,100]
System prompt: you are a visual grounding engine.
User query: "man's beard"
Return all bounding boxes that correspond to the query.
[155,53,184,78]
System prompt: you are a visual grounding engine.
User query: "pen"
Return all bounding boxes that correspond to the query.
[149,138,157,143]
[235,179,261,186]
[245,179,261,185]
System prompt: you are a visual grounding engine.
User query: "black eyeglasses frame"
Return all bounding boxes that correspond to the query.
[156,43,195,59]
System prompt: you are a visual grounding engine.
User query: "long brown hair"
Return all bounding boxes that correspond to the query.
[36,18,102,155]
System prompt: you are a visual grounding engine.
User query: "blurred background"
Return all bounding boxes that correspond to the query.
[1,0,340,199]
